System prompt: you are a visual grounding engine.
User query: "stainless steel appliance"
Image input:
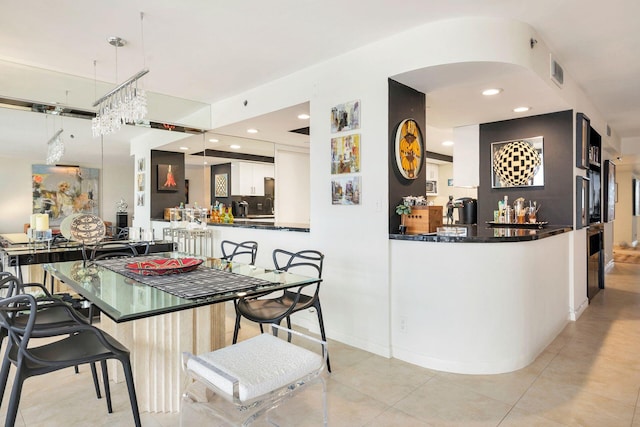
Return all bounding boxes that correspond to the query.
[426,180,437,195]
[232,201,249,218]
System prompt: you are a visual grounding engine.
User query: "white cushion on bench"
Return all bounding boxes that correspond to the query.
[187,333,323,402]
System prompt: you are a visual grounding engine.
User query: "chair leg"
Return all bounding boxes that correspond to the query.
[0,347,12,407]
[314,301,331,373]
[286,316,293,342]
[5,368,25,427]
[232,312,242,344]
[100,360,113,413]
[121,358,142,427]
[90,362,102,399]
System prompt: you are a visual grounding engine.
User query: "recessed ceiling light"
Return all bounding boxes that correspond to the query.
[247,128,258,134]
[208,138,219,143]
[230,144,241,149]
[482,88,502,96]
[298,113,310,120]
[513,106,530,113]
[179,146,189,150]
[442,140,454,146]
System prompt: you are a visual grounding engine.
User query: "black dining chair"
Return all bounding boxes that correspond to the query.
[233,249,330,371]
[220,240,258,265]
[0,272,106,402]
[0,293,142,427]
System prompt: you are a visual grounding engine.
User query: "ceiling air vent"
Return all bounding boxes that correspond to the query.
[289,126,310,135]
[550,54,564,87]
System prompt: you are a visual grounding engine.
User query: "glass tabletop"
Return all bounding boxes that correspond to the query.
[44,252,320,323]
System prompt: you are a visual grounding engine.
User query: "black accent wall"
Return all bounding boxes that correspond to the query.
[478,110,573,226]
[150,150,186,219]
[388,79,426,233]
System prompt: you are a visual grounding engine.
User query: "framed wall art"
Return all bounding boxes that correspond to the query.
[330,99,360,133]
[491,136,544,188]
[603,160,616,222]
[31,164,100,227]
[394,118,424,180]
[214,173,228,197]
[575,113,590,169]
[331,175,361,205]
[331,134,360,174]
[575,175,589,229]
[157,164,179,191]
[137,172,145,192]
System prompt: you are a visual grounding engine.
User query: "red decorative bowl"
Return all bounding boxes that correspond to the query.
[125,257,204,276]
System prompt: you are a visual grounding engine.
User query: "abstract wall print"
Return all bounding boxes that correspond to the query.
[137,158,145,173]
[491,136,544,188]
[137,192,145,207]
[158,164,179,191]
[214,173,228,197]
[137,173,145,192]
[32,164,100,227]
[330,99,360,133]
[331,134,361,174]
[331,175,361,205]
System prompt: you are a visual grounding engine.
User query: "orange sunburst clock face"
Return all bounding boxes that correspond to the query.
[394,119,424,180]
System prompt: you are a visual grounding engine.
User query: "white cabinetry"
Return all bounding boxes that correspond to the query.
[426,162,439,181]
[231,162,274,196]
[452,124,479,187]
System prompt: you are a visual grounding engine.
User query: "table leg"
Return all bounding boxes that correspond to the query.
[100,303,226,413]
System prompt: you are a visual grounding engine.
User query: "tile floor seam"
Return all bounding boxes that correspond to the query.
[495,350,564,426]
[630,385,640,426]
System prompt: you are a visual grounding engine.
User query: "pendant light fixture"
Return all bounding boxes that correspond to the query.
[92,12,149,137]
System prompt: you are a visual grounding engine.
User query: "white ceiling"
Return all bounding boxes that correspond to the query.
[0,1,638,168]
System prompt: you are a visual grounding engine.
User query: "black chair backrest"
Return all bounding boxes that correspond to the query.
[272,249,324,280]
[0,294,38,355]
[83,241,140,262]
[221,240,258,265]
[0,273,21,299]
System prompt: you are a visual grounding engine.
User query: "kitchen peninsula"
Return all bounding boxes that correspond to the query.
[390,224,571,374]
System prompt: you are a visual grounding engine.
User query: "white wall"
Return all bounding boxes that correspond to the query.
[613,169,638,247]
[185,164,210,209]
[275,148,310,224]
[203,17,585,358]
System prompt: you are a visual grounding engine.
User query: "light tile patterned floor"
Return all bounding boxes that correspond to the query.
[3,261,640,426]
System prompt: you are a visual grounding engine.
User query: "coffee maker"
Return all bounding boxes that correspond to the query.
[232,200,248,218]
[455,197,478,224]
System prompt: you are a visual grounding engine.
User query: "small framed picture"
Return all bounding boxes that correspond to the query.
[137,158,145,172]
[331,176,361,205]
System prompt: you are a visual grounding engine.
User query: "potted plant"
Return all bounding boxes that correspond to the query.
[395,204,411,234]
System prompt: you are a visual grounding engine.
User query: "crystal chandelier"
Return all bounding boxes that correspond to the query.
[46,129,64,165]
[92,12,149,137]
[91,66,148,137]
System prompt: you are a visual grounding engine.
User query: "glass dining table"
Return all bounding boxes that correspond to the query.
[43,252,322,413]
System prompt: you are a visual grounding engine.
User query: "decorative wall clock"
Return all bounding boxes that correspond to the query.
[394,119,424,180]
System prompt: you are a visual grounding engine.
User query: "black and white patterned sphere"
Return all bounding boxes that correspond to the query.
[493,140,541,186]
[70,214,106,245]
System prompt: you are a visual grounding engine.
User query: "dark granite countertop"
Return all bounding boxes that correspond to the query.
[390,224,572,243]
[151,218,309,233]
